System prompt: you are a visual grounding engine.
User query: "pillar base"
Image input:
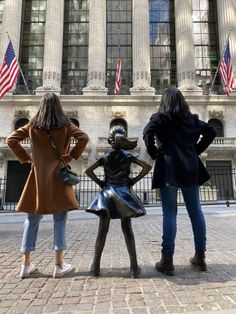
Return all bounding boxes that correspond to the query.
[179,86,202,96]
[82,87,108,96]
[35,86,61,96]
[130,87,156,96]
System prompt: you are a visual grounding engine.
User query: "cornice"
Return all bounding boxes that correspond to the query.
[1,94,236,107]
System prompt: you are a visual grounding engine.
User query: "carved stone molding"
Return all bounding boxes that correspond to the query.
[208,110,224,119]
[14,110,30,118]
[43,71,61,85]
[84,71,107,91]
[177,71,195,81]
[133,71,151,85]
[65,111,78,118]
[111,111,127,119]
[88,71,106,81]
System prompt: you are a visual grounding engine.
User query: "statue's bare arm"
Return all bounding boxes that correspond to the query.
[85,159,105,188]
[130,159,152,186]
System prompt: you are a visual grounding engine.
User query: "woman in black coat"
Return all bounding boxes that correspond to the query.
[143,87,216,275]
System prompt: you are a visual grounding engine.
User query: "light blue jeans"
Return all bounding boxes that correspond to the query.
[20,211,68,253]
[160,186,206,255]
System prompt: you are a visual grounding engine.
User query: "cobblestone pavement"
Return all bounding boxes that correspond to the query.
[0,205,236,314]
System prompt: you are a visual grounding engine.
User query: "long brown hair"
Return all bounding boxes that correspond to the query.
[30,92,70,130]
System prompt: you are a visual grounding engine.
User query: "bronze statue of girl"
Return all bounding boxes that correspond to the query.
[85,126,151,278]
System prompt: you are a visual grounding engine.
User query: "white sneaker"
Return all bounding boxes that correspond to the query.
[20,264,38,279]
[53,263,74,278]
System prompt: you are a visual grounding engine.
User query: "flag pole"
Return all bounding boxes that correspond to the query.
[210,28,232,92]
[6,33,30,95]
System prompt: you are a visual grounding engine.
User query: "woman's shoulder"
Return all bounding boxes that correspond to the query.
[150,112,161,121]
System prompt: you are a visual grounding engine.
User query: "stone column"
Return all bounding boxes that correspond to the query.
[217,0,236,85]
[36,0,64,95]
[0,0,23,71]
[83,0,107,95]
[130,0,155,96]
[175,0,200,93]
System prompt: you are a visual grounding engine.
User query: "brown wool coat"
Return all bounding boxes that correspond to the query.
[6,122,89,215]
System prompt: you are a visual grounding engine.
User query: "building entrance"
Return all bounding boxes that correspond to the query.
[5,161,31,203]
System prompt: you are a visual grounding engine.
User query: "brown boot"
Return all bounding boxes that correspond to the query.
[155,254,175,276]
[190,251,207,271]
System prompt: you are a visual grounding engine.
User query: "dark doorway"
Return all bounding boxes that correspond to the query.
[110,118,128,134]
[5,161,31,203]
[206,160,234,200]
[14,118,29,130]
[208,119,224,137]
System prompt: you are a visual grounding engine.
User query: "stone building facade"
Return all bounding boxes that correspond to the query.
[0,0,236,204]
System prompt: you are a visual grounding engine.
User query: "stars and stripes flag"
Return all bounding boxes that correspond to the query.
[219,41,235,96]
[0,40,20,100]
[114,49,122,95]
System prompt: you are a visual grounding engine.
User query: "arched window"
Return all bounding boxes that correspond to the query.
[14,118,29,130]
[208,118,224,137]
[70,118,80,128]
[110,118,128,134]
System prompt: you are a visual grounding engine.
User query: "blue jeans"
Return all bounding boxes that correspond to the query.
[20,211,68,253]
[160,186,206,255]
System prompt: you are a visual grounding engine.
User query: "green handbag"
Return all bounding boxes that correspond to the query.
[48,131,79,186]
[59,165,79,186]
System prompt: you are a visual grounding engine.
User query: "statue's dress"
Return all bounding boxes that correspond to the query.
[86,149,146,219]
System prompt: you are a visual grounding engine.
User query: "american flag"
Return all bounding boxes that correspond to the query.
[0,40,20,100]
[219,41,235,96]
[114,50,122,96]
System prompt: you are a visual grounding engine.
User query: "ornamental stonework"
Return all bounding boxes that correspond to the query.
[208,110,224,119]
[65,111,78,118]
[15,110,30,118]
[111,111,127,119]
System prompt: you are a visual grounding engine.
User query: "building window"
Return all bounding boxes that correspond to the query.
[208,118,224,137]
[106,0,132,95]
[110,118,128,134]
[149,0,176,94]
[18,0,46,94]
[192,0,219,90]
[62,0,89,95]
[14,118,29,130]
[0,0,5,36]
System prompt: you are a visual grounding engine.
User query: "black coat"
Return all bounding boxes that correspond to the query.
[143,113,217,189]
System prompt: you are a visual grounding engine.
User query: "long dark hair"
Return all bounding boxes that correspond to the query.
[30,92,70,130]
[108,125,137,150]
[158,86,190,119]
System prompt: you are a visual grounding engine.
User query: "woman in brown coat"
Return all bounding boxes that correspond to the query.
[6,92,89,279]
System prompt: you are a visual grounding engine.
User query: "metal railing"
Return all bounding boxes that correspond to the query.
[0,169,235,211]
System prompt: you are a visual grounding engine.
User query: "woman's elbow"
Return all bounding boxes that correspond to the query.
[82,133,89,146]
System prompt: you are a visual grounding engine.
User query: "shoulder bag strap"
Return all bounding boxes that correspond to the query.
[47,130,66,167]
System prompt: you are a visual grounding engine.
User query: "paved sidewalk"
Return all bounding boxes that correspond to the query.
[0,205,236,314]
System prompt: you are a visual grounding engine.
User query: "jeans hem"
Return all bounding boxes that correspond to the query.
[54,246,67,251]
[20,246,36,253]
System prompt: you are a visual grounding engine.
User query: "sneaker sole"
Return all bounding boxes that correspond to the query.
[20,268,39,279]
[53,267,74,278]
